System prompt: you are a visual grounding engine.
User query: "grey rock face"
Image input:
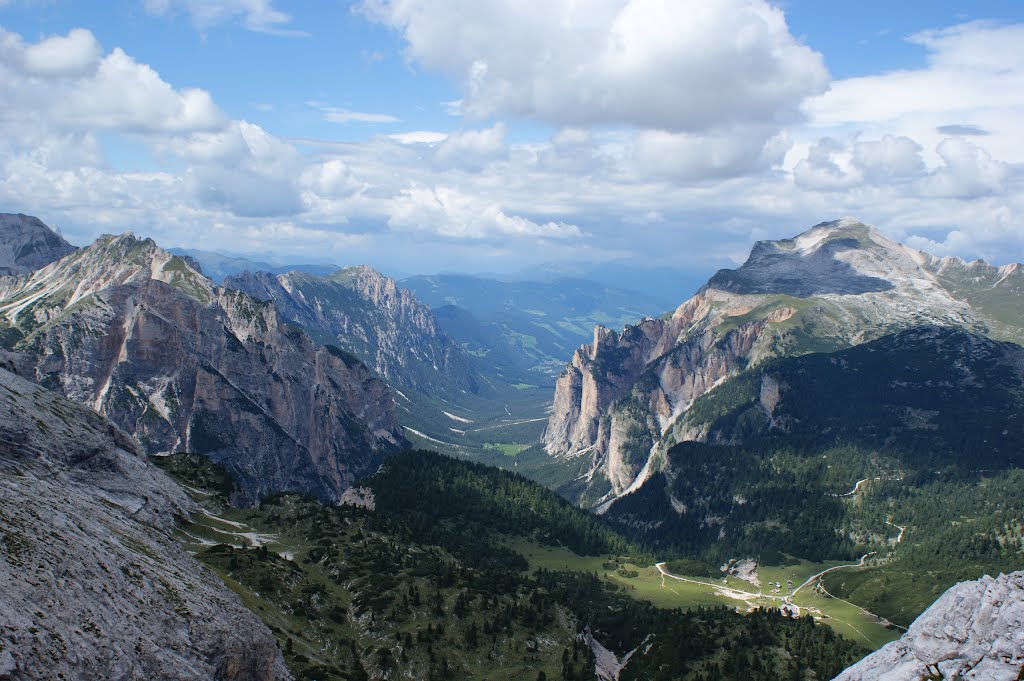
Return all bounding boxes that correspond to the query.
[0,367,290,680]
[544,218,1024,508]
[0,227,407,504]
[834,571,1024,681]
[0,213,76,277]
[225,266,477,398]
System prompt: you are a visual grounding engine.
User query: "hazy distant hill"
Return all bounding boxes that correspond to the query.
[169,247,338,283]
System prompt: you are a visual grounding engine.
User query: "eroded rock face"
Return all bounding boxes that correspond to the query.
[0,367,290,680]
[0,213,76,277]
[0,229,406,504]
[834,571,1024,681]
[225,266,477,398]
[544,218,1021,508]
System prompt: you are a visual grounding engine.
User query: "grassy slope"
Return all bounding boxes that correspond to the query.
[156,453,869,680]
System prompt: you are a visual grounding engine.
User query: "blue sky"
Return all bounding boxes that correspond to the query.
[1,1,1022,288]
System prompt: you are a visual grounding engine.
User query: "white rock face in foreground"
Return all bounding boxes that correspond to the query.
[834,572,1024,681]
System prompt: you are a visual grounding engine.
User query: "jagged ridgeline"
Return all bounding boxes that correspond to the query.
[224,267,480,400]
[544,219,1024,510]
[155,449,865,681]
[0,219,407,504]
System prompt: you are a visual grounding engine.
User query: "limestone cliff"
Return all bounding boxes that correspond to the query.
[0,225,406,504]
[834,571,1024,681]
[225,266,477,398]
[544,219,1024,508]
[0,367,289,680]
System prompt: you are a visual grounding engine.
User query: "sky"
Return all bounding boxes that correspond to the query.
[1,1,1023,288]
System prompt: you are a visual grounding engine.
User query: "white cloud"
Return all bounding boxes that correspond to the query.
[0,29,224,135]
[21,28,101,77]
[631,127,791,180]
[388,186,583,240]
[851,135,924,182]
[435,123,507,169]
[1,17,1022,280]
[361,0,828,133]
[922,137,1009,199]
[179,121,304,216]
[388,131,448,144]
[803,22,1024,164]
[322,108,400,124]
[143,0,302,35]
[55,48,224,133]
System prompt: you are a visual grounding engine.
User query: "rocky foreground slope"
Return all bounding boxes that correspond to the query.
[225,266,478,399]
[0,366,288,680]
[0,223,406,504]
[544,218,1024,508]
[0,213,76,277]
[834,571,1024,681]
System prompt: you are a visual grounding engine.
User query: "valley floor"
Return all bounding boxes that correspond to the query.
[516,541,902,650]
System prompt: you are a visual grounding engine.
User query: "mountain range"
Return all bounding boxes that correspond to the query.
[543,218,1024,510]
[0,226,405,504]
[2,212,1023,680]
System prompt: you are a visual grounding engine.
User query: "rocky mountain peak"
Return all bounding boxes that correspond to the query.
[0,212,76,277]
[328,264,405,309]
[0,227,215,330]
[705,218,935,298]
[545,218,1024,509]
[0,223,407,505]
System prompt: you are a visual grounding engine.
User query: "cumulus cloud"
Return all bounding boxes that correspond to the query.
[852,135,924,182]
[361,0,828,133]
[2,16,1022,278]
[793,133,1005,198]
[55,49,224,133]
[21,28,101,77]
[435,123,508,170]
[922,137,1009,199]
[0,29,224,134]
[632,127,791,180]
[178,121,305,216]
[793,137,859,190]
[388,186,583,240]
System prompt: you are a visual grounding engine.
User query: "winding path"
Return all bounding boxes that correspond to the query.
[791,552,876,598]
[654,562,762,602]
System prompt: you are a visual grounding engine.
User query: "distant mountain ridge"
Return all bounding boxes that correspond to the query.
[0,222,406,504]
[543,218,1024,509]
[225,266,478,399]
[402,273,672,381]
[0,212,76,276]
[169,247,338,283]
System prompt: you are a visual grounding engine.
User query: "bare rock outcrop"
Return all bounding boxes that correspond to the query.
[225,265,477,398]
[0,367,289,680]
[0,213,76,277]
[544,219,1021,508]
[0,226,407,504]
[834,571,1024,681]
